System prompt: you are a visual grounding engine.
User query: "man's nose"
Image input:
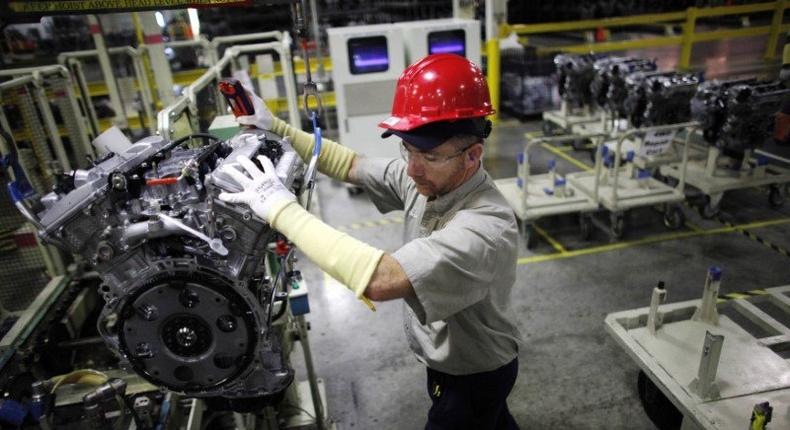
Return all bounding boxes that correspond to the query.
[406,157,424,177]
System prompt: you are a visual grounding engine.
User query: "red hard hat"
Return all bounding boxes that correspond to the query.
[379,54,495,132]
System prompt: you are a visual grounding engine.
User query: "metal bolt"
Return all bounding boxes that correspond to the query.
[136,303,159,321]
[217,315,237,333]
[135,342,154,358]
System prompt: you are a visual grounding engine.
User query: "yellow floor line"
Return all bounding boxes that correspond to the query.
[540,143,594,172]
[518,216,790,265]
[532,223,568,253]
[685,221,703,233]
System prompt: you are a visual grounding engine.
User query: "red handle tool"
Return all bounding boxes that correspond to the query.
[218,78,255,118]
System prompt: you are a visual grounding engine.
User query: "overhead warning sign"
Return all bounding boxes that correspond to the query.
[2,0,251,23]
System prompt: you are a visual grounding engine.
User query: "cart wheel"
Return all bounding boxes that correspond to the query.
[768,185,786,209]
[663,205,685,230]
[524,224,538,250]
[700,197,720,219]
[610,212,626,239]
[637,371,683,430]
[579,214,592,241]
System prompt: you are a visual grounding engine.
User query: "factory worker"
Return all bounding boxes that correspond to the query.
[220,54,522,430]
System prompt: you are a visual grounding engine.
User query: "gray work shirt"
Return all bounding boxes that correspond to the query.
[355,157,522,375]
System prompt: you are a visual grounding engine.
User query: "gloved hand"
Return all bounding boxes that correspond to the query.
[236,89,275,130]
[218,155,295,223]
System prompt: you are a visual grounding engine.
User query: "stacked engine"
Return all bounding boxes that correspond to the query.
[593,57,657,117]
[624,71,702,127]
[555,53,606,108]
[27,129,303,409]
[692,79,790,153]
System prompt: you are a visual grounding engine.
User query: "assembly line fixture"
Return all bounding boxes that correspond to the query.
[157,34,300,140]
[605,267,790,430]
[0,65,97,174]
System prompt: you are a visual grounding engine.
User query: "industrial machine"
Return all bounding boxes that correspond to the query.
[397,18,481,66]
[327,24,405,159]
[10,126,309,417]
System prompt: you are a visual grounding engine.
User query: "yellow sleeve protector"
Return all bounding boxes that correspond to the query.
[269,200,384,303]
[270,117,357,182]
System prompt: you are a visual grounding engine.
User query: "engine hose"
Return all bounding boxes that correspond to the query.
[49,369,109,393]
[159,133,222,155]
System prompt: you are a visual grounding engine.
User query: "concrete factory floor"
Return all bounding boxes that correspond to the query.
[287,37,790,429]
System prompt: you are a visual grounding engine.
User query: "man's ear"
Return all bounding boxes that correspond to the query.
[467,143,483,164]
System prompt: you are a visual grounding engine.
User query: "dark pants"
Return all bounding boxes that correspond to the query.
[425,358,519,430]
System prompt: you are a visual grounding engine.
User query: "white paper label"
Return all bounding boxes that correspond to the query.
[640,129,677,157]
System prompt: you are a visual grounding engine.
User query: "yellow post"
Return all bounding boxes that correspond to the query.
[679,7,698,70]
[132,12,159,108]
[486,38,500,123]
[765,0,786,60]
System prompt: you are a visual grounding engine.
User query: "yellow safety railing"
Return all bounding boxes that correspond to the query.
[494,1,790,118]
[506,1,788,66]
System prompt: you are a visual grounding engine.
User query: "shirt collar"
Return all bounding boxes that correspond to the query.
[425,164,487,214]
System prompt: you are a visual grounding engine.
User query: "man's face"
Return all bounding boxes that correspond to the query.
[401,139,478,197]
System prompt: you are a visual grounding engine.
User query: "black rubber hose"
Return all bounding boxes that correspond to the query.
[158,133,222,156]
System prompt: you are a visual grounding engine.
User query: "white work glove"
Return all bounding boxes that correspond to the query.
[218,155,295,223]
[236,88,275,131]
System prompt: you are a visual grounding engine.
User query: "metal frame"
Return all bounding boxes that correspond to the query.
[660,143,790,216]
[494,132,608,248]
[0,65,98,171]
[59,47,157,134]
[568,122,696,212]
[542,101,603,134]
[156,36,300,140]
[606,278,790,430]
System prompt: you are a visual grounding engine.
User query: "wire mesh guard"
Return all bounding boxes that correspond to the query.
[0,181,50,314]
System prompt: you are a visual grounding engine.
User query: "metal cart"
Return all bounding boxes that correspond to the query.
[494,133,608,249]
[542,101,602,137]
[605,268,790,430]
[566,122,698,239]
[660,144,790,218]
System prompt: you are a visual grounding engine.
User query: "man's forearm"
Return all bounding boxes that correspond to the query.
[270,117,357,182]
[268,199,412,303]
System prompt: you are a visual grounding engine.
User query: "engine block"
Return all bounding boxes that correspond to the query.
[29,129,303,408]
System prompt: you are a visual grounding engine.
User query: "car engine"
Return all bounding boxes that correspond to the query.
[555,53,606,108]
[20,129,303,410]
[591,57,656,115]
[690,78,758,145]
[624,71,702,127]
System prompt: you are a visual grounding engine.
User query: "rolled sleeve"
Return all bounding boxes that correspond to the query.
[354,157,411,214]
[392,212,505,324]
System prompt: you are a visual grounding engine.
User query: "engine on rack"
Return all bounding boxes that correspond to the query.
[721,81,789,153]
[690,78,758,145]
[624,71,702,127]
[591,57,656,115]
[25,129,303,410]
[554,53,606,109]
